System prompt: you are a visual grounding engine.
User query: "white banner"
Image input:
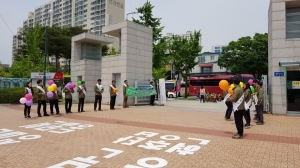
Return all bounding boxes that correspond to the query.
[159,78,167,104]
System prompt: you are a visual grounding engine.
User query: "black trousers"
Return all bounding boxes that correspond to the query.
[200,95,205,103]
[94,95,102,110]
[65,99,72,112]
[150,95,155,105]
[49,99,59,114]
[110,96,116,109]
[78,98,85,111]
[37,100,47,115]
[243,108,251,125]
[255,105,264,122]
[234,110,244,136]
[225,101,233,119]
[24,104,31,117]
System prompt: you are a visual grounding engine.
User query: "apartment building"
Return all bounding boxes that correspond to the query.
[0,61,10,69]
[12,0,125,61]
[211,45,225,53]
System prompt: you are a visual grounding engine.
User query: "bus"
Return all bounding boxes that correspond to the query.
[188,74,254,97]
[165,80,175,92]
[178,82,189,97]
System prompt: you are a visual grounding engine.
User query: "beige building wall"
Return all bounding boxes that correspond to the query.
[268,0,300,115]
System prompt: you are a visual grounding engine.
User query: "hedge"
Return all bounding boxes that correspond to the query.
[0,87,62,104]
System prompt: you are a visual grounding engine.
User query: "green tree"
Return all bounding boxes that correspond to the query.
[168,30,202,98]
[10,24,45,78]
[133,0,168,82]
[102,45,109,56]
[107,47,120,55]
[152,66,167,82]
[0,67,12,77]
[217,33,268,79]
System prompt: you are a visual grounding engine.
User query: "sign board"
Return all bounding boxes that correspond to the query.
[292,81,300,89]
[30,72,63,80]
[274,72,284,77]
[159,78,167,104]
[126,87,156,97]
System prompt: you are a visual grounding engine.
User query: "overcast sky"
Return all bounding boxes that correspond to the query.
[0,0,269,65]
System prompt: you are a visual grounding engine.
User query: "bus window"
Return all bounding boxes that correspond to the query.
[165,83,175,91]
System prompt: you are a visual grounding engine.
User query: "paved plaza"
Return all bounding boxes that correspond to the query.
[0,100,300,168]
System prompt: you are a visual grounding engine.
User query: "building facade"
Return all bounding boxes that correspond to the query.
[12,0,125,61]
[190,52,227,74]
[0,61,10,69]
[268,0,300,115]
[211,45,225,53]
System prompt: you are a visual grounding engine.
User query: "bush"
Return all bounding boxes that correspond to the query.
[0,87,62,104]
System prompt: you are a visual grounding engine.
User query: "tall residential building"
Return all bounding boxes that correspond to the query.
[165,31,202,46]
[211,45,225,53]
[12,0,125,61]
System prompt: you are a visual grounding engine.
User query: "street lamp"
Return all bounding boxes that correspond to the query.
[43,9,53,87]
[126,12,137,20]
[174,74,178,98]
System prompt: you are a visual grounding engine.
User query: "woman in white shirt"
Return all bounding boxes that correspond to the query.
[199,86,206,103]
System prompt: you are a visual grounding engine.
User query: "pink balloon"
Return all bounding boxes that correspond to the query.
[71,83,76,88]
[48,80,54,85]
[47,92,54,98]
[19,97,27,104]
[25,94,32,100]
[248,79,253,85]
[25,100,33,106]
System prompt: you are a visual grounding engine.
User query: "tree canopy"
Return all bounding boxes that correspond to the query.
[217,33,268,79]
[168,30,202,97]
[133,0,168,82]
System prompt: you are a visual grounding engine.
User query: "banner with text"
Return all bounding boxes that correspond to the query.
[126,87,156,97]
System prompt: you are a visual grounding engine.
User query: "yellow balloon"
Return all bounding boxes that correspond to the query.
[239,82,244,88]
[230,84,235,88]
[52,84,57,91]
[48,86,54,92]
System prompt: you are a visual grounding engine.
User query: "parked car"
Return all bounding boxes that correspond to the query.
[167,91,176,98]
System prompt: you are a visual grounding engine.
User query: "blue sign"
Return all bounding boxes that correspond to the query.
[274,72,284,77]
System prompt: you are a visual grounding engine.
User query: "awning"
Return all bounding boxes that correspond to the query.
[279,61,300,67]
[199,63,213,68]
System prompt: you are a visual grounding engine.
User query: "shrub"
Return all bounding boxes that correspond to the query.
[0,87,62,104]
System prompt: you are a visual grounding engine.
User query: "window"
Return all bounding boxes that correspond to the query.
[199,57,205,63]
[201,67,212,73]
[215,47,220,49]
[215,50,220,53]
[210,55,214,60]
[286,7,300,39]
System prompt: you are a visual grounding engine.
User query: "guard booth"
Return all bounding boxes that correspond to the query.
[0,78,30,89]
[30,72,63,89]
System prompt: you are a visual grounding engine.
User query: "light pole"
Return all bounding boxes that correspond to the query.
[175,74,178,98]
[43,9,53,86]
[126,12,137,20]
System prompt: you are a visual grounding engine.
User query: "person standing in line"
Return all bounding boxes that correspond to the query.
[224,87,233,120]
[123,80,129,108]
[36,80,50,117]
[199,86,206,103]
[24,82,34,118]
[109,80,117,110]
[229,78,245,139]
[255,81,264,125]
[77,81,87,112]
[63,84,74,113]
[94,79,103,111]
[49,89,60,115]
[149,81,155,106]
[243,83,252,129]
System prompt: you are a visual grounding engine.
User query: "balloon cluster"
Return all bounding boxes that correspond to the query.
[248,79,256,93]
[46,80,57,98]
[19,94,33,106]
[219,80,245,95]
[65,82,76,90]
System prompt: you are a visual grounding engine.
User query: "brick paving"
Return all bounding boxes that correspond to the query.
[0,101,300,168]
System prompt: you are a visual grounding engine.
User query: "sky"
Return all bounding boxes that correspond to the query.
[0,0,269,65]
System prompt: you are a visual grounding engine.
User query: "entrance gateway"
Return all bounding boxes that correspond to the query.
[71,21,153,106]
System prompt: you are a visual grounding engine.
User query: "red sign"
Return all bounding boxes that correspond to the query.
[53,72,63,80]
